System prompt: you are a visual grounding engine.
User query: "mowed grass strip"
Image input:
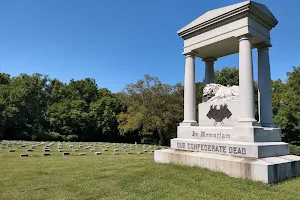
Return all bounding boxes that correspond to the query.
[1,142,300,200]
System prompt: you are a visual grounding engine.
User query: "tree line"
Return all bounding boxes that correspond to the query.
[0,66,299,145]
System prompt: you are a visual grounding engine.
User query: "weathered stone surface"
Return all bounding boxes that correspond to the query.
[155,149,300,184]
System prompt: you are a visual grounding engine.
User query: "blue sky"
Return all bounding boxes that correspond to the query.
[0,0,299,92]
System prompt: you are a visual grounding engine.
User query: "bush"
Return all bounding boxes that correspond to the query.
[289,144,300,156]
[17,131,30,140]
[66,134,78,142]
[48,132,65,141]
[32,132,65,141]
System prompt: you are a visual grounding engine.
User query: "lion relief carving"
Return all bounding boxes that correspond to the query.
[203,83,239,103]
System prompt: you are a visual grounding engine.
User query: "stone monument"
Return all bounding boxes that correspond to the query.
[154,0,300,183]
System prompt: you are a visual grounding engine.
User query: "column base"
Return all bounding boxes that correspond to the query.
[154,149,300,184]
[238,118,258,127]
[180,121,198,126]
[259,122,277,128]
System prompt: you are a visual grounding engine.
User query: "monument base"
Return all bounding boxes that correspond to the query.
[154,149,300,183]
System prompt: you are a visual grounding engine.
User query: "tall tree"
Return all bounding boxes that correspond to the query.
[117,75,183,145]
[0,73,48,140]
[274,67,300,144]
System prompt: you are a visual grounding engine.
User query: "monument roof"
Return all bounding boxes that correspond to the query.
[178,0,278,37]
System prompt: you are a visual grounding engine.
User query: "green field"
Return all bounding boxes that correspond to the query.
[1,141,300,200]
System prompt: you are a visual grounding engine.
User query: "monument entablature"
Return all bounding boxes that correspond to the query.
[155,0,300,184]
[177,1,278,59]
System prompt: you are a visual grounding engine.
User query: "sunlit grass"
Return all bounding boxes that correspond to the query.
[1,141,300,200]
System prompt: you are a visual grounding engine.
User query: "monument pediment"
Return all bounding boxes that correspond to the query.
[178,0,278,38]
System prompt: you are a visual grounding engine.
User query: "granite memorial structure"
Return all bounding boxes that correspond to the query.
[154,0,300,183]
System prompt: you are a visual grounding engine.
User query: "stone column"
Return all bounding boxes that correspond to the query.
[203,57,217,85]
[181,53,197,126]
[238,35,256,125]
[257,43,275,127]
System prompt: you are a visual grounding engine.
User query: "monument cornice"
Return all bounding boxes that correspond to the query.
[178,1,278,39]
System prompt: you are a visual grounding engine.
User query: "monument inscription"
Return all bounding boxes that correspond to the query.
[192,131,231,139]
[173,140,247,156]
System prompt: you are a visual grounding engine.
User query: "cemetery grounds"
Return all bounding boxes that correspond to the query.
[1,141,300,200]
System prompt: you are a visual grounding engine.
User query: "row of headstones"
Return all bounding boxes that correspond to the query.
[64,142,162,151]
[2,141,53,152]
[1,140,51,148]
[1,141,155,157]
[58,142,155,155]
[2,141,167,155]
[19,151,153,157]
[2,140,166,149]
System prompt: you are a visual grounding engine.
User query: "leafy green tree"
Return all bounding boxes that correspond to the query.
[47,99,89,140]
[0,73,48,140]
[89,95,121,142]
[46,78,68,105]
[274,67,300,144]
[67,78,99,104]
[214,67,239,86]
[117,75,183,145]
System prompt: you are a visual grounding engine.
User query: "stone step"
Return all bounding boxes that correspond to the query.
[171,138,290,158]
[154,149,300,184]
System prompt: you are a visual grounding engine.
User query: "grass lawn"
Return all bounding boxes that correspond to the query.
[1,142,300,200]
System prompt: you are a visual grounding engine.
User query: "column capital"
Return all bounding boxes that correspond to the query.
[183,51,196,58]
[202,57,217,62]
[239,34,253,42]
[255,42,272,50]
